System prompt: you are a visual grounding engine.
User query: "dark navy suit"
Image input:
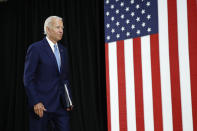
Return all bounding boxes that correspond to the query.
[23,38,72,131]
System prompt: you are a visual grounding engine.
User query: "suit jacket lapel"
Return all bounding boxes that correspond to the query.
[58,43,64,73]
[42,38,59,72]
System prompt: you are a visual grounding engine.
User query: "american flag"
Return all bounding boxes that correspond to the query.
[104,0,197,131]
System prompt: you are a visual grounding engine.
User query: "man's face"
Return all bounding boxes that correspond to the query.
[47,18,64,43]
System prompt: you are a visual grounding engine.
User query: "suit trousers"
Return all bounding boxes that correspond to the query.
[29,107,70,131]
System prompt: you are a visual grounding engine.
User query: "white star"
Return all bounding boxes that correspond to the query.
[147,14,151,20]
[137,30,141,34]
[126,32,130,36]
[142,22,146,27]
[147,2,151,6]
[116,0,119,2]
[120,2,124,7]
[141,9,145,14]
[106,12,110,16]
[116,21,120,26]
[111,17,115,21]
[131,24,135,29]
[125,7,129,12]
[136,17,140,22]
[126,19,130,24]
[116,9,119,14]
[106,24,110,28]
[111,5,114,9]
[106,0,109,4]
[111,28,115,33]
[130,0,134,4]
[136,4,140,9]
[147,27,151,32]
[107,36,110,40]
[116,34,120,38]
[131,12,135,17]
[121,26,125,32]
[121,14,125,19]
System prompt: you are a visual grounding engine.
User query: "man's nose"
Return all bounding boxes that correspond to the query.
[59,29,63,33]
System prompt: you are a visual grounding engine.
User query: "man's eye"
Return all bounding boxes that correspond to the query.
[56,26,63,29]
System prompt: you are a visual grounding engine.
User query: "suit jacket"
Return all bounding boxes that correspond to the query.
[23,38,72,112]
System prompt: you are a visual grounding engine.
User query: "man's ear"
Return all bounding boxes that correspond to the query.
[46,26,50,34]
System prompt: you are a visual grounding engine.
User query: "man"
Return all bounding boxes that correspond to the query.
[23,16,73,131]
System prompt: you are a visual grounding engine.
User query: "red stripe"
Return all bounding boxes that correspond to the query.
[116,40,128,131]
[105,43,111,131]
[150,34,163,131]
[167,0,183,130]
[133,38,145,131]
[187,0,197,130]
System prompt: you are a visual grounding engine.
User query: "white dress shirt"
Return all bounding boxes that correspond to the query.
[46,36,61,60]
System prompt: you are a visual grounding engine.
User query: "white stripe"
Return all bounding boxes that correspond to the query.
[177,0,193,130]
[158,0,173,130]
[141,36,154,131]
[108,42,120,131]
[124,39,136,131]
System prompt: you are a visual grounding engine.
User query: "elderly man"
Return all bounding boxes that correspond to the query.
[23,16,73,131]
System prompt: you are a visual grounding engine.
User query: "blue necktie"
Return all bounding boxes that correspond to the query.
[54,44,61,72]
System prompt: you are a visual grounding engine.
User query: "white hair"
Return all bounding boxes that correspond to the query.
[44,16,63,35]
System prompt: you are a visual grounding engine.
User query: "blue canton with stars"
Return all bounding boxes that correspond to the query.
[104,0,158,43]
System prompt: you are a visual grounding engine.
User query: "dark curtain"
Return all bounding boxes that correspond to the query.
[0,0,107,131]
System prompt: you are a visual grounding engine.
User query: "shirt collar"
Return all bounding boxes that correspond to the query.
[46,36,58,53]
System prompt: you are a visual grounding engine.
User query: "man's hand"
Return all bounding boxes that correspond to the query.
[34,102,47,118]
